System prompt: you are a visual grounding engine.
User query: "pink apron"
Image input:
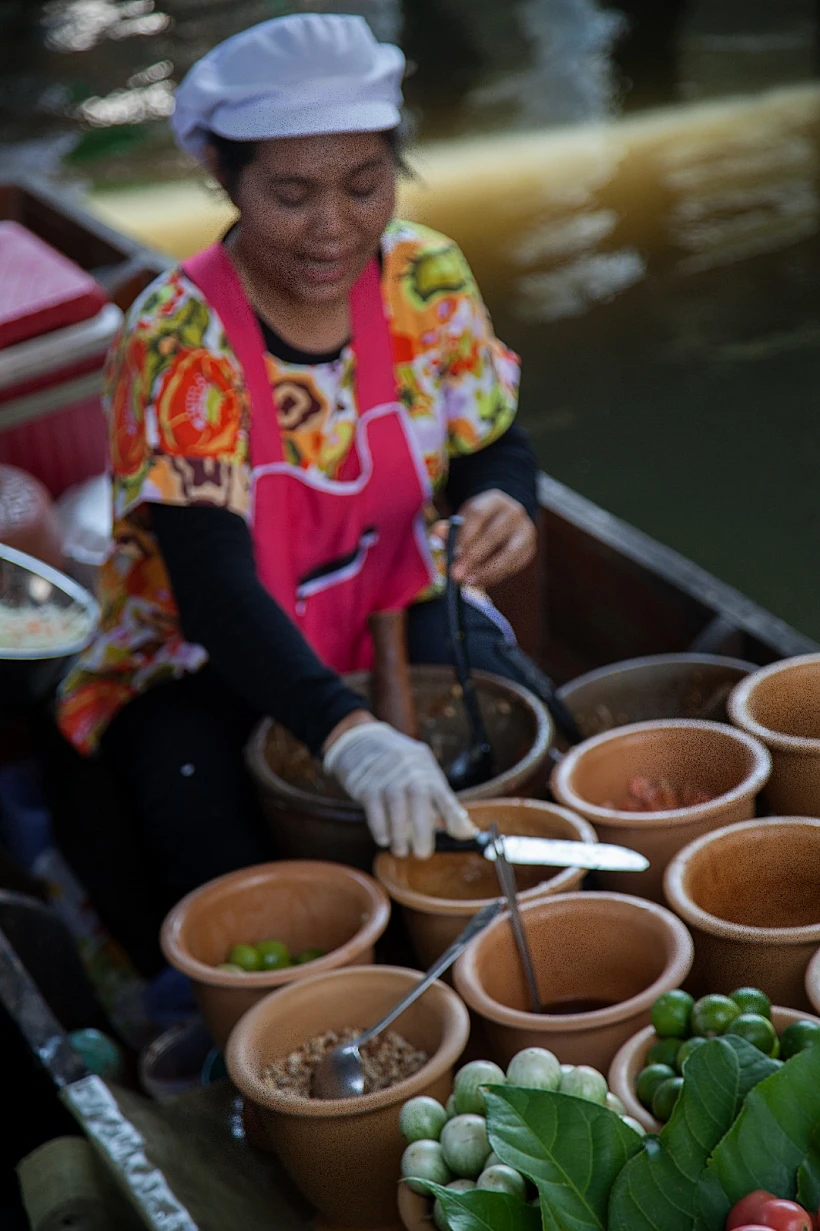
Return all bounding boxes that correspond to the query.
[182,244,436,673]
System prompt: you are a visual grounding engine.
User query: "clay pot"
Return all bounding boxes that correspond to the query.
[728,654,820,815]
[0,464,64,571]
[247,667,553,871]
[452,891,694,1071]
[663,817,820,1010]
[550,719,771,901]
[557,653,753,739]
[160,862,391,1051]
[225,965,470,1230]
[806,948,820,1015]
[374,799,597,969]
[609,1005,820,1133]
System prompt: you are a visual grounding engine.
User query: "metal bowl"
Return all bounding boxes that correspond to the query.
[0,543,99,708]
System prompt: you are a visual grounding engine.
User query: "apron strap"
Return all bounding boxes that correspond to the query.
[182,244,285,464]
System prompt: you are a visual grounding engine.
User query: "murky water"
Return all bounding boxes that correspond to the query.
[3,1,820,636]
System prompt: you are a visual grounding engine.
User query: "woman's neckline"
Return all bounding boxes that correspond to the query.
[217,225,390,367]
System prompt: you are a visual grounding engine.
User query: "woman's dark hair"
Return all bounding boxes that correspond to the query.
[207,126,413,194]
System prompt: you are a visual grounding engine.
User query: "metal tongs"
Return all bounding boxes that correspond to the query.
[489,823,542,1014]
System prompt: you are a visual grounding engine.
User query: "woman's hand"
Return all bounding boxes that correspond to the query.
[323,720,477,858]
[434,489,537,589]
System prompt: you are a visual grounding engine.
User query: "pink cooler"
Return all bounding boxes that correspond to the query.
[0,221,123,498]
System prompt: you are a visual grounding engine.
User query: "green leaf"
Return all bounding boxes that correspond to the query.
[484,1086,642,1231]
[697,1041,820,1231]
[420,1182,539,1231]
[796,1125,820,1212]
[609,1036,779,1231]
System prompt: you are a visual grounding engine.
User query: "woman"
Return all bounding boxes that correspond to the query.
[56,13,540,920]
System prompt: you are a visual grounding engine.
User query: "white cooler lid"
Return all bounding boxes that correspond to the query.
[0,302,123,394]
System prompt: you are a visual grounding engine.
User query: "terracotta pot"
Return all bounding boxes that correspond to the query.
[609,1005,820,1133]
[225,965,470,1230]
[160,861,391,1051]
[247,667,553,871]
[452,891,694,1071]
[397,1186,431,1231]
[557,653,753,739]
[664,817,820,1010]
[374,799,597,969]
[728,654,820,815]
[550,719,771,901]
[806,948,820,1015]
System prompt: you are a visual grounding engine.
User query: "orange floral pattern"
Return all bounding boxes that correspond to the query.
[57,221,520,753]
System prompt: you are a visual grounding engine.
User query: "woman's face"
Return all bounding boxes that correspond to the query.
[224,131,397,306]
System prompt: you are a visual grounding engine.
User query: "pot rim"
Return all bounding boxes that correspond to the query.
[728,654,820,753]
[452,890,695,1030]
[807,947,820,1014]
[550,719,772,826]
[607,1003,820,1136]
[160,861,391,987]
[373,799,598,916]
[664,817,820,942]
[225,964,471,1118]
[556,652,755,699]
[247,667,554,816]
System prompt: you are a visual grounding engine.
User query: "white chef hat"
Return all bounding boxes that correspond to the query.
[171,13,405,162]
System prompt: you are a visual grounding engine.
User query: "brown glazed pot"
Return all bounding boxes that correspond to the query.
[453,891,694,1071]
[374,799,598,968]
[728,654,820,815]
[664,817,820,1010]
[550,719,771,901]
[806,947,820,1015]
[247,667,553,871]
[557,653,753,739]
[609,1005,820,1133]
[160,862,391,1051]
[225,965,470,1230]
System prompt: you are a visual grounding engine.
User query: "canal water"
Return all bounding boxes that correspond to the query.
[2,1,820,637]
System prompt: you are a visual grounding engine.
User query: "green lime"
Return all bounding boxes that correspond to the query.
[217,962,244,973]
[651,1075,684,1123]
[725,1013,778,1055]
[256,939,291,970]
[636,1063,677,1111]
[651,990,695,1038]
[294,947,326,965]
[730,987,771,1019]
[228,943,261,972]
[690,994,741,1037]
[647,1037,683,1068]
[675,1036,707,1072]
[780,1019,820,1060]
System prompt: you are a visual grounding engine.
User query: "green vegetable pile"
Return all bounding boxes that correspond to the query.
[217,939,326,972]
[400,1049,644,1231]
[639,987,820,1123]
[402,1032,820,1231]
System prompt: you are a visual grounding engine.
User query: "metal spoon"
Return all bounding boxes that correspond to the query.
[444,515,496,790]
[312,899,502,1100]
[489,823,542,1014]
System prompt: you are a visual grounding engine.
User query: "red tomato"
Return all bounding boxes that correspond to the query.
[728,1193,778,1229]
[728,1195,814,1231]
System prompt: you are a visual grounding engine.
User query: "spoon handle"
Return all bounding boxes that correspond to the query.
[356,899,503,1046]
[445,517,492,753]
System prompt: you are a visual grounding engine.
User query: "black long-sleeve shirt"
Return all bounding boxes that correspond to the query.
[151,421,538,756]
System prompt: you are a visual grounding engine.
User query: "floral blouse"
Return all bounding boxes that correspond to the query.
[57,219,521,753]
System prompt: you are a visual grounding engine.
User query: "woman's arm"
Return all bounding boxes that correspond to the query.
[445,422,539,523]
[151,503,370,756]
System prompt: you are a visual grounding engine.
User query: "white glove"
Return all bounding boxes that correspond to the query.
[323,721,477,859]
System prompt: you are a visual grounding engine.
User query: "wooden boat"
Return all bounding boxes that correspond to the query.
[1,178,817,1229]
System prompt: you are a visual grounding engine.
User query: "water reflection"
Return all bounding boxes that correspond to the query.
[43,0,171,54]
